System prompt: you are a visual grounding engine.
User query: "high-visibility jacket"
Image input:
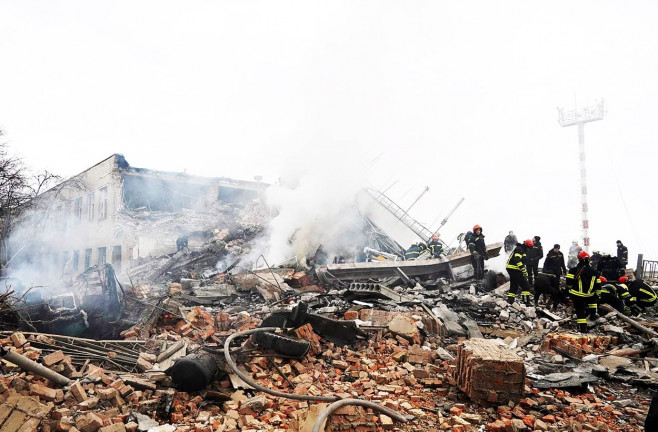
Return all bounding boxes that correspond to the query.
[628,280,658,305]
[428,240,443,258]
[600,283,632,303]
[566,263,600,298]
[506,245,528,275]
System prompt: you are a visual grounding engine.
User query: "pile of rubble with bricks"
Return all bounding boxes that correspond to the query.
[0,280,655,432]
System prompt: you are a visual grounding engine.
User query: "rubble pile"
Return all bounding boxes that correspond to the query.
[2,199,657,430]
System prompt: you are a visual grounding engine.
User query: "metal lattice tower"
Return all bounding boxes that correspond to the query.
[557,99,606,252]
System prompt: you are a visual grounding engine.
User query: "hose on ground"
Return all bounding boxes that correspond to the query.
[311,398,409,432]
[223,327,339,402]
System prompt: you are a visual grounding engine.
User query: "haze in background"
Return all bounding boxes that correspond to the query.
[1,1,657,264]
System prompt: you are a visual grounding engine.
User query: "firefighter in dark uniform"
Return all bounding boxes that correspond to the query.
[543,244,567,277]
[616,240,629,268]
[466,225,488,282]
[533,271,562,310]
[405,242,426,260]
[526,236,544,285]
[626,276,658,310]
[566,251,601,333]
[597,253,624,282]
[506,239,533,305]
[590,250,602,270]
[427,234,443,258]
[597,276,631,314]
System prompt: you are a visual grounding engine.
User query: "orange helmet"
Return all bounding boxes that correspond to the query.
[618,276,628,284]
[473,224,482,231]
[599,276,607,283]
[523,239,533,247]
[578,251,590,260]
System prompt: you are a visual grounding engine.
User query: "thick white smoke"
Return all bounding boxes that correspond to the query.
[260,159,369,267]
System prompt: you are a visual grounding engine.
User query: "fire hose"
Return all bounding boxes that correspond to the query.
[223,327,408,429]
[224,327,338,402]
[311,399,409,432]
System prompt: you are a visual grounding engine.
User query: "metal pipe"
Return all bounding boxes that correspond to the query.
[311,399,408,432]
[223,327,339,402]
[0,346,70,386]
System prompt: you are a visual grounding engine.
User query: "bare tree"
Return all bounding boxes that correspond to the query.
[0,132,61,271]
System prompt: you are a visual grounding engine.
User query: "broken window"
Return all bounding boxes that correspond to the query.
[99,187,108,220]
[74,197,82,222]
[111,245,121,273]
[84,248,92,269]
[73,250,79,272]
[121,174,208,212]
[98,247,106,265]
[218,186,258,206]
[87,192,95,221]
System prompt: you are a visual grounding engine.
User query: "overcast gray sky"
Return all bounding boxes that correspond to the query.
[1,1,657,263]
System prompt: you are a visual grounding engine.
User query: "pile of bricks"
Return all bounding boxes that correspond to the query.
[0,306,652,432]
[454,338,525,405]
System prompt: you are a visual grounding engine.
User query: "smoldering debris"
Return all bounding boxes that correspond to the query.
[2,180,658,430]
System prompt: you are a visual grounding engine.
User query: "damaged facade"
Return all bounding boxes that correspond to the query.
[7,154,265,280]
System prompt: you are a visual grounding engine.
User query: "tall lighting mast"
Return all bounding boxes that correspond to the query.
[557,99,606,252]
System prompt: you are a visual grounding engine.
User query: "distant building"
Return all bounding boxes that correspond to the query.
[7,154,265,282]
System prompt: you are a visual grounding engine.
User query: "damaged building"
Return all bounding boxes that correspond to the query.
[0,155,656,431]
[6,154,266,281]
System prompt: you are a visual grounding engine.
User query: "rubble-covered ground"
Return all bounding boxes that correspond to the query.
[1,203,656,432]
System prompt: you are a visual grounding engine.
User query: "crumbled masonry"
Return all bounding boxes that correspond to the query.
[1,193,657,431]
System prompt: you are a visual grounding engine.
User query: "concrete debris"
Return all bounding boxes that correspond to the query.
[2,187,658,431]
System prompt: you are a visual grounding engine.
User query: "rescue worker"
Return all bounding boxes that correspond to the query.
[616,240,629,268]
[590,250,602,271]
[466,225,488,282]
[526,236,543,286]
[427,234,443,258]
[597,253,624,282]
[533,271,563,311]
[567,241,581,269]
[626,276,658,310]
[506,239,533,306]
[566,251,601,333]
[543,244,567,277]
[612,276,643,315]
[504,231,517,253]
[598,276,630,314]
[404,242,426,260]
[176,234,189,252]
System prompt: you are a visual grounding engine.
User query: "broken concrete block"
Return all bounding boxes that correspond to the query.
[387,315,421,344]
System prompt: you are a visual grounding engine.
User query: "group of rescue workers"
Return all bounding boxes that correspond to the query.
[478,225,656,333]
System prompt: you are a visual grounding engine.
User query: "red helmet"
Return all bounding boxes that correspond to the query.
[523,239,533,247]
[599,276,607,283]
[578,251,590,260]
[618,276,628,284]
[473,224,482,231]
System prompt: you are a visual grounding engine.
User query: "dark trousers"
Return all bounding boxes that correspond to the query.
[534,276,560,310]
[507,269,531,304]
[528,260,539,284]
[570,294,596,332]
[471,253,485,280]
